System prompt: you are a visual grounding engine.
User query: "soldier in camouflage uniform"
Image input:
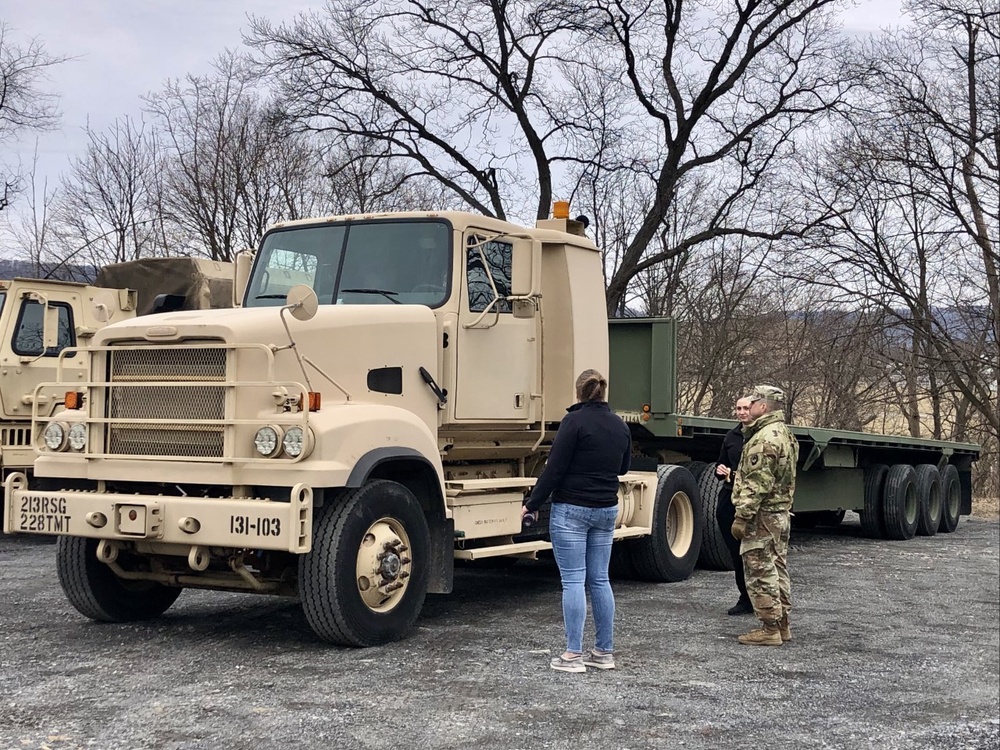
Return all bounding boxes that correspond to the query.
[730,385,799,646]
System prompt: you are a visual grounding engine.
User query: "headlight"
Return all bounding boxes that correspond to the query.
[43,422,69,451]
[254,425,284,457]
[282,426,309,458]
[67,423,88,452]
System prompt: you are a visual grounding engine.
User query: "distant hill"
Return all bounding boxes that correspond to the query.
[0,259,98,282]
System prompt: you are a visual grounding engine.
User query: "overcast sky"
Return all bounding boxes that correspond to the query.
[3,0,906,230]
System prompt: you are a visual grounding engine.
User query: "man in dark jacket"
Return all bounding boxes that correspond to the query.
[715,396,753,614]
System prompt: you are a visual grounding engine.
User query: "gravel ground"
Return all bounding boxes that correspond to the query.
[1,514,998,750]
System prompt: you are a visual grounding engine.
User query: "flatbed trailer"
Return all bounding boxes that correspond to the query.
[608,318,981,569]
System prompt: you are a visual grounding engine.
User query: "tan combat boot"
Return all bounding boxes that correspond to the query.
[737,623,783,646]
[778,615,791,642]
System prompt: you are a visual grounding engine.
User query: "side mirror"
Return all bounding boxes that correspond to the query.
[510,239,541,297]
[511,298,537,319]
[234,251,253,307]
[286,284,318,321]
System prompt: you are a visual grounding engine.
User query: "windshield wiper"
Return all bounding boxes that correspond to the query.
[341,288,401,304]
[255,294,289,299]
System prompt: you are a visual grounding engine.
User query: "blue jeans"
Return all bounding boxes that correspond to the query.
[549,502,618,654]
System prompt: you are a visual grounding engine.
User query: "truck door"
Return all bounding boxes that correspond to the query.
[0,290,86,421]
[454,232,537,421]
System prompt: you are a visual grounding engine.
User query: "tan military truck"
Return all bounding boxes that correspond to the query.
[3,209,698,646]
[0,277,137,506]
[0,258,234,526]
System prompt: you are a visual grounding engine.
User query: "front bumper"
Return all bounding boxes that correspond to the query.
[3,473,313,553]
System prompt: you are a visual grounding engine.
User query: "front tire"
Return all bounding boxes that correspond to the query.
[299,480,430,646]
[56,537,182,622]
[626,465,702,582]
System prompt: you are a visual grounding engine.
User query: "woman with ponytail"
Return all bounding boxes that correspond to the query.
[522,369,632,672]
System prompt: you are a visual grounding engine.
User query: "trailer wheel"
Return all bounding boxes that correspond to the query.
[56,537,182,622]
[694,465,732,570]
[627,465,702,582]
[914,465,943,537]
[299,480,429,646]
[938,464,962,533]
[860,464,889,538]
[882,465,919,541]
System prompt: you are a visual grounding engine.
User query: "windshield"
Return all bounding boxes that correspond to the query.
[244,219,452,308]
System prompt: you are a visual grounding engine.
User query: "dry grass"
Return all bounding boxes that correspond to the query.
[972,495,1000,520]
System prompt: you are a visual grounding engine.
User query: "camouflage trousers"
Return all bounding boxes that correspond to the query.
[739,510,791,626]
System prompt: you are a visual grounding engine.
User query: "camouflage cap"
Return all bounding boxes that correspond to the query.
[748,385,785,404]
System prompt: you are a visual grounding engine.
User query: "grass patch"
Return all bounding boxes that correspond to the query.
[972,495,999,520]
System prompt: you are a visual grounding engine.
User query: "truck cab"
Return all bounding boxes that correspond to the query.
[5,210,693,646]
[242,211,606,431]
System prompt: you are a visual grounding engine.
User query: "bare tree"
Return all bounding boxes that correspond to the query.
[247,0,596,223]
[803,0,998,440]
[319,135,454,215]
[670,235,775,416]
[50,116,168,275]
[0,23,64,212]
[144,51,322,261]
[246,0,853,313]
[2,145,59,276]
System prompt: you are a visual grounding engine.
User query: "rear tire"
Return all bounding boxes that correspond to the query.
[860,464,889,538]
[938,464,962,533]
[608,543,639,579]
[882,465,919,541]
[626,465,702,582]
[56,537,181,622]
[694,466,732,570]
[914,465,942,537]
[299,480,430,646]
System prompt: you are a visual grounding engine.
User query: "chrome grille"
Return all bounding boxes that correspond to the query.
[107,346,227,458]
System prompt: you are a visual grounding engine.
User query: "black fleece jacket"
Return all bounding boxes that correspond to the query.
[525,401,632,512]
[716,423,745,501]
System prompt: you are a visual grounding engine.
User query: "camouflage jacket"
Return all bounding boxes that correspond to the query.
[732,411,799,519]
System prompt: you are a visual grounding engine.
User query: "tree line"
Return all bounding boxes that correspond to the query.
[0,1,996,495]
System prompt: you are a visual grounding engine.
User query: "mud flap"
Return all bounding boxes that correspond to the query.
[428,516,455,594]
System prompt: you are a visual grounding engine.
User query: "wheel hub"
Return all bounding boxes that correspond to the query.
[665,491,694,557]
[356,519,412,613]
[379,549,402,579]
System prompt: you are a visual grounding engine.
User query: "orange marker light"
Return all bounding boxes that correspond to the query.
[65,391,84,409]
[553,201,570,219]
[307,392,322,412]
[296,392,322,411]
